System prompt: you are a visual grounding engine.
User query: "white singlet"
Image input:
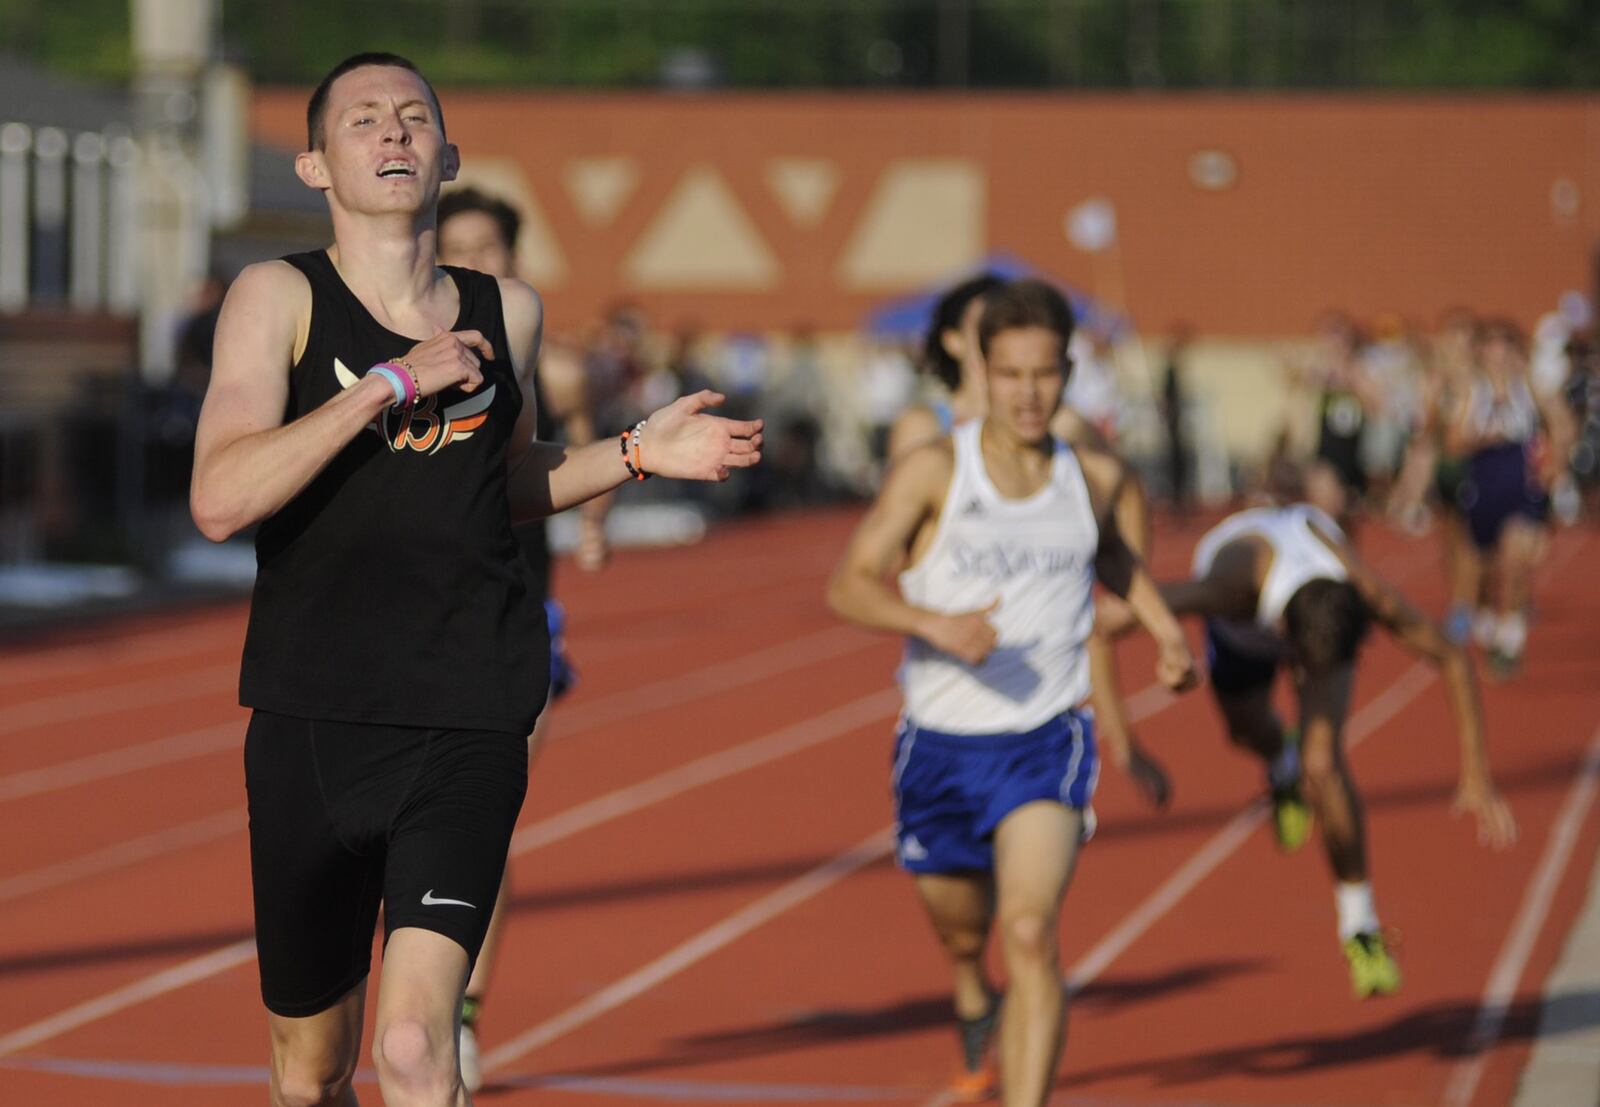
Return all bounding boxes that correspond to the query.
[1465,376,1539,445]
[1191,504,1350,655]
[898,420,1101,734]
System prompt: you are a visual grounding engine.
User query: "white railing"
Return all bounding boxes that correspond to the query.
[0,121,140,315]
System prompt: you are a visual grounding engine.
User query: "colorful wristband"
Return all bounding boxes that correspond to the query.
[371,360,418,408]
[367,365,407,408]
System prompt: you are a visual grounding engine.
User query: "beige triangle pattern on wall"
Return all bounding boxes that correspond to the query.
[623,165,781,289]
[838,159,986,290]
[765,158,840,227]
[563,157,640,227]
[449,158,567,285]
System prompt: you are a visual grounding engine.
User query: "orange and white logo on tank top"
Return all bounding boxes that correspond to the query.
[334,358,496,455]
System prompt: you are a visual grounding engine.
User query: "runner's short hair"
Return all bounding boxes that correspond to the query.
[1284,579,1371,675]
[438,187,522,252]
[977,279,1077,360]
[306,52,444,151]
[923,273,1005,391]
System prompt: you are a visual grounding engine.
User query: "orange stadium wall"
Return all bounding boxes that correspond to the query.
[251,90,1599,340]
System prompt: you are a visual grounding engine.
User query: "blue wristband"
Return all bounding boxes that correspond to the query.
[367,365,406,408]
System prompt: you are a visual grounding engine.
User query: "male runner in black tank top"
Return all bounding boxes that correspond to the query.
[191,53,761,1107]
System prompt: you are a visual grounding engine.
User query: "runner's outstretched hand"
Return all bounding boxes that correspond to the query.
[640,391,763,481]
[1453,778,1517,850]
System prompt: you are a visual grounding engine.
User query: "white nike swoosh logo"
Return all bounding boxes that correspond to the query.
[421,889,476,909]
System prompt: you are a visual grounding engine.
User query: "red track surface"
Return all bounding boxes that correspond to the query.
[1,508,1596,1106]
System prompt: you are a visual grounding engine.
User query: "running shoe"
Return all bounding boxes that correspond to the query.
[1343,931,1401,999]
[1271,782,1312,853]
[1472,609,1499,649]
[948,1057,999,1103]
[950,995,1001,1102]
[1268,731,1310,852]
[1487,647,1523,681]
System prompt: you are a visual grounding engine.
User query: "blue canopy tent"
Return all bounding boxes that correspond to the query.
[861,252,1129,344]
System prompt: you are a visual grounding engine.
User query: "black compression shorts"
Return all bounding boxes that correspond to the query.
[244,711,529,1017]
[1204,621,1281,697]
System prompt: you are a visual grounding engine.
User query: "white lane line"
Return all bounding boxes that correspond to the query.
[0,525,1506,871]
[0,809,245,904]
[0,621,244,691]
[1443,724,1600,1107]
[1064,805,1266,996]
[0,625,874,802]
[0,641,1281,1070]
[483,679,1188,1081]
[1066,660,1434,992]
[0,653,891,905]
[512,688,901,854]
[0,688,906,1053]
[0,663,239,739]
[1120,682,1175,722]
[552,625,878,739]
[482,829,897,1072]
[915,661,1438,1107]
[0,723,240,804]
[0,525,852,741]
[0,940,257,1058]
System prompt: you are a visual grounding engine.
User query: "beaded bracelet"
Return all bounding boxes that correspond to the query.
[630,419,648,476]
[619,419,652,481]
[395,359,421,401]
[618,431,643,480]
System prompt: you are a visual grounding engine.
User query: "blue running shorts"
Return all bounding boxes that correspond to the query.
[890,709,1098,875]
[545,599,577,702]
[1459,442,1549,551]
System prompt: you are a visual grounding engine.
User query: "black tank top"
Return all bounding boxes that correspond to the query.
[239,250,549,732]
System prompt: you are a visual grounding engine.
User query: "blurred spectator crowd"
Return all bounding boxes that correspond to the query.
[9,274,1600,603]
[1274,298,1599,532]
[149,283,1600,539]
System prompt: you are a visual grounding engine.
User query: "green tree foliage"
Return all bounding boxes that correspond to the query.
[3,0,1596,90]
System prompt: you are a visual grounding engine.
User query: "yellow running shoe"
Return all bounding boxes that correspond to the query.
[1343,931,1402,998]
[1268,730,1310,852]
[1271,783,1312,852]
